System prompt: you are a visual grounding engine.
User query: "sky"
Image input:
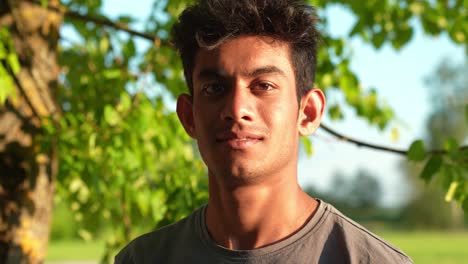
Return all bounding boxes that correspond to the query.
[93,0,467,207]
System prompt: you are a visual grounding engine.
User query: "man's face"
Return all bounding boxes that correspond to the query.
[181,36,304,185]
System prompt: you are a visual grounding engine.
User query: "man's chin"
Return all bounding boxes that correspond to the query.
[210,165,266,187]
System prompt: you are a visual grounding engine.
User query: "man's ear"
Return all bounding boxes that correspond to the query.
[298,88,325,136]
[176,93,197,138]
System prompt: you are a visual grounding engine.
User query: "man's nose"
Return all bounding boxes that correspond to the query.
[220,86,254,122]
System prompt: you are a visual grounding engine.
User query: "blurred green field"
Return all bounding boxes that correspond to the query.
[46,230,468,263]
[46,240,103,261]
[376,230,468,264]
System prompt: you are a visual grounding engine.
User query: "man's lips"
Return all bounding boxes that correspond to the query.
[215,131,264,149]
[216,131,263,141]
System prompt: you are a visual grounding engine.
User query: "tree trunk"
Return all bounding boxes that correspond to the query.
[0,0,61,263]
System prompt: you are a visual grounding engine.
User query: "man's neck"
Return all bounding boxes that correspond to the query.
[205,172,318,250]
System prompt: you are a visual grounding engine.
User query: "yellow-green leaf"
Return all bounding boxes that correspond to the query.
[7,53,20,74]
[103,69,121,79]
[78,229,93,241]
[301,137,314,156]
[119,92,132,112]
[445,181,459,202]
[104,105,120,126]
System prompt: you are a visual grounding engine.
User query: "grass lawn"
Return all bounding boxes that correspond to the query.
[46,231,468,263]
[46,240,104,261]
[376,230,468,264]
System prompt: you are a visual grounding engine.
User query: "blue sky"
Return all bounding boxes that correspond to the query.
[96,0,467,207]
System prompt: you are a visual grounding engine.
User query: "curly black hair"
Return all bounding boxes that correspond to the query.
[171,0,320,100]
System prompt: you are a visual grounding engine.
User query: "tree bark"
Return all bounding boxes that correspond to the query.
[0,0,61,263]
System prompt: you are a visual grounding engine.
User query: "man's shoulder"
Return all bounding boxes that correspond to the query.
[114,206,204,263]
[318,201,413,264]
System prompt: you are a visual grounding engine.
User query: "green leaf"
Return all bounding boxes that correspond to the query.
[390,127,399,142]
[151,190,168,223]
[392,27,413,50]
[328,104,343,120]
[123,39,136,60]
[440,165,455,189]
[301,137,314,156]
[136,190,150,217]
[77,185,90,203]
[7,53,20,74]
[104,105,120,126]
[349,21,363,37]
[117,15,134,25]
[0,71,15,104]
[0,80,7,104]
[420,156,443,183]
[409,2,425,15]
[0,63,16,104]
[69,178,83,193]
[118,92,131,112]
[407,140,426,161]
[340,77,359,105]
[445,181,459,202]
[371,31,387,49]
[463,198,468,215]
[88,133,97,155]
[0,43,6,59]
[103,69,121,79]
[449,20,466,44]
[444,138,459,154]
[78,229,93,241]
[99,38,110,53]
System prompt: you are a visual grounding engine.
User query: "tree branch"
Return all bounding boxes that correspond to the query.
[45,2,169,47]
[319,123,468,156]
[40,1,468,158]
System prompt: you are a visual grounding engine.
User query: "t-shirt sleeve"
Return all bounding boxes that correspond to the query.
[325,207,413,264]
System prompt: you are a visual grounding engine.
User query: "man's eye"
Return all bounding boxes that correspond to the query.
[202,83,225,96]
[253,82,274,91]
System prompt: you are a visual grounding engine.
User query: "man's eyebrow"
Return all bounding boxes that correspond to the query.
[245,66,286,78]
[197,68,225,80]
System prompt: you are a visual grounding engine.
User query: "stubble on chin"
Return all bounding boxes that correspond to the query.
[207,160,270,189]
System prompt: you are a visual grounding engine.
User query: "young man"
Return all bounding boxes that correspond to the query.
[116,0,412,263]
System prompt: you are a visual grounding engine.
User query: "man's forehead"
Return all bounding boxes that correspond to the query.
[196,66,287,80]
[192,36,293,79]
[196,35,289,56]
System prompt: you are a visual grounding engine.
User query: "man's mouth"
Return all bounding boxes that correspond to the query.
[215,131,264,150]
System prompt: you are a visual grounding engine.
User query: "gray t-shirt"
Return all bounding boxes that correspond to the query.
[115,200,412,263]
